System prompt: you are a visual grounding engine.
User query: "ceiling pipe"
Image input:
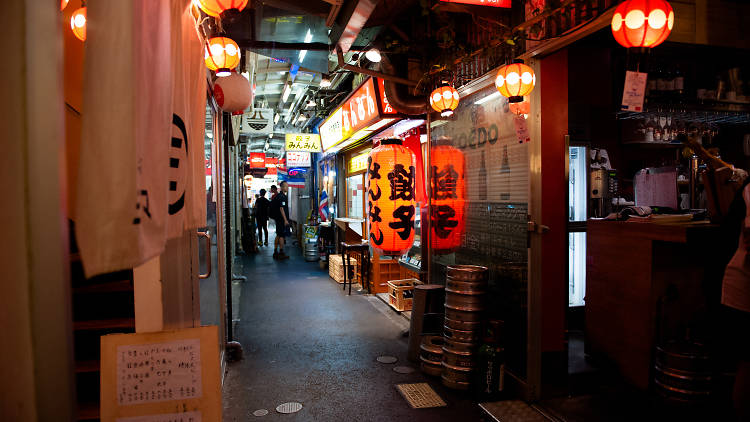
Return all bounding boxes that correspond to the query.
[336,46,417,87]
[379,54,428,115]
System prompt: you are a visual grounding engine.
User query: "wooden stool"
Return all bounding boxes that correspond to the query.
[340,241,370,295]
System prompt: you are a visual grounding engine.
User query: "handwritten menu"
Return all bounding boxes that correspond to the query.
[117,339,202,406]
[116,412,201,422]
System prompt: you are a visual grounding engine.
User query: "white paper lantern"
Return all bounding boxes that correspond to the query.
[213,73,252,113]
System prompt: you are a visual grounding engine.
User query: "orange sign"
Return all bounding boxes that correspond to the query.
[342,78,379,138]
[378,78,397,115]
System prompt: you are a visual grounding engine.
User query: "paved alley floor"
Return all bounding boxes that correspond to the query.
[222,240,485,421]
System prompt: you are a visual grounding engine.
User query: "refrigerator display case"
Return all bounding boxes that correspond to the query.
[568,142,588,307]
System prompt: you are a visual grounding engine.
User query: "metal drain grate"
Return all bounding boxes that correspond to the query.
[377,355,398,364]
[252,409,269,417]
[396,383,447,409]
[276,402,303,414]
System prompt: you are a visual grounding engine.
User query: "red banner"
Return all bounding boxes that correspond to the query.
[265,157,278,176]
[249,152,266,168]
[402,128,426,204]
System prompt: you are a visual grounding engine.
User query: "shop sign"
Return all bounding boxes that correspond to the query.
[439,0,511,7]
[319,77,399,152]
[240,108,274,135]
[249,152,266,168]
[285,133,321,152]
[265,157,278,176]
[348,152,369,173]
[286,151,311,168]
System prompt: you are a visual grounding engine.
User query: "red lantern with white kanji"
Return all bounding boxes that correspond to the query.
[430,139,466,254]
[367,138,417,256]
[611,0,674,48]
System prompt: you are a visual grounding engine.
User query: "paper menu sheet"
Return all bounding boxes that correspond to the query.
[116,411,201,422]
[621,71,647,112]
[117,339,202,406]
[634,168,678,209]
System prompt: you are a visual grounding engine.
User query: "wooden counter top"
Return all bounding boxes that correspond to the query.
[587,219,717,244]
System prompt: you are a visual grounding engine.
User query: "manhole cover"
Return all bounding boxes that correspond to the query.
[252,409,269,417]
[396,383,447,409]
[393,366,415,374]
[276,402,303,414]
[377,355,398,364]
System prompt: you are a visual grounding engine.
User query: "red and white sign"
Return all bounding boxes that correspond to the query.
[249,152,266,168]
[265,157,278,176]
[377,78,397,115]
[286,151,311,168]
[439,0,511,7]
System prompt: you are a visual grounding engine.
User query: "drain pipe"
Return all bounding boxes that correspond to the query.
[380,54,429,116]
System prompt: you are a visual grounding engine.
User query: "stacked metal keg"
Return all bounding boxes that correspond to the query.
[442,265,488,390]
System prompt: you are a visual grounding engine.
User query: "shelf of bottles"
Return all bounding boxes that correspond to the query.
[617,63,750,125]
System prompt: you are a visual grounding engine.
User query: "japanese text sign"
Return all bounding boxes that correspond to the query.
[249,152,266,168]
[100,326,221,422]
[265,157,278,176]
[349,152,369,173]
[286,151,311,168]
[285,133,321,152]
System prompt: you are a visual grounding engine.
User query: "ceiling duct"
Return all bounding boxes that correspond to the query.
[380,54,428,115]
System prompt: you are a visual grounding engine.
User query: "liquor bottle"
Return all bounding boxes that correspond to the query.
[473,320,505,401]
[500,146,511,200]
[479,151,488,200]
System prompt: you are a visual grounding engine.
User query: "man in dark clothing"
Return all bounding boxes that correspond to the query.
[272,181,291,260]
[255,189,270,246]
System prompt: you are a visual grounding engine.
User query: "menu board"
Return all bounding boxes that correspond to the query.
[100,326,221,422]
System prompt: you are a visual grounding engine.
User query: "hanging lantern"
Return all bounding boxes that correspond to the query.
[495,60,535,103]
[367,138,417,256]
[430,138,466,255]
[70,7,86,41]
[430,84,460,117]
[61,0,69,11]
[611,0,674,48]
[193,0,248,18]
[204,37,240,77]
[214,73,252,113]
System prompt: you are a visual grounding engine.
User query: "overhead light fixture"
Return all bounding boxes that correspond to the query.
[299,29,312,63]
[365,49,381,63]
[474,91,502,105]
[274,113,280,124]
[268,133,274,138]
[281,84,291,102]
[304,29,313,43]
[306,100,316,108]
[287,102,295,113]
[320,77,331,88]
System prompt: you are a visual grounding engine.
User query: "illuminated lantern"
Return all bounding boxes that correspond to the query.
[430,138,465,254]
[611,0,674,48]
[193,0,248,17]
[70,7,86,41]
[204,37,240,77]
[367,138,417,256]
[430,84,460,117]
[495,60,535,103]
[61,0,69,11]
[214,73,252,113]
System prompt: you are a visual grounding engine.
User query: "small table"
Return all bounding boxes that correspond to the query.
[340,241,370,295]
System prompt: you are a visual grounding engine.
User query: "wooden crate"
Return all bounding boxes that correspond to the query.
[399,266,423,282]
[370,254,400,294]
[328,254,357,284]
[387,278,423,312]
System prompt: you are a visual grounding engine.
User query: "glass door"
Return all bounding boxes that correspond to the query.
[198,102,227,375]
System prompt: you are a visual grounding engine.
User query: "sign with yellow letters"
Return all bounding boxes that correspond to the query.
[285,134,321,152]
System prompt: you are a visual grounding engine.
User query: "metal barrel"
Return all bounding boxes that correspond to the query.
[445,305,484,322]
[654,341,713,403]
[304,242,319,262]
[445,278,488,294]
[446,265,489,282]
[442,346,476,368]
[444,317,481,332]
[441,362,475,390]
[443,325,481,343]
[444,291,485,311]
[443,336,479,353]
[419,336,444,377]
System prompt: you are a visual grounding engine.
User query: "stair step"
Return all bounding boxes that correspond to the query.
[74,318,135,331]
[74,280,133,294]
[75,360,100,373]
[76,401,99,420]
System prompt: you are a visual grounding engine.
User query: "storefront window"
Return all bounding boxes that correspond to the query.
[429,84,530,378]
[346,174,365,219]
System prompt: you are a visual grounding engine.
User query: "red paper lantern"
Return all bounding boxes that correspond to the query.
[214,73,252,112]
[496,60,535,103]
[430,140,466,254]
[430,85,460,117]
[193,0,249,17]
[61,0,69,11]
[367,138,417,256]
[509,100,530,116]
[204,37,240,76]
[611,0,674,48]
[70,7,86,41]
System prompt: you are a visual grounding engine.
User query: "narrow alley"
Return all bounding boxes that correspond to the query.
[222,232,484,421]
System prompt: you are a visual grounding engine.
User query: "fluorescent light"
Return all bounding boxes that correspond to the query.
[298,50,307,62]
[365,49,381,63]
[268,133,274,138]
[304,29,312,43]
[306,100,316,108]
[274,114,280,124]
[320,78,331,88]
[474,91,502,105]
[281,84,291,102]
[287,102,295,113]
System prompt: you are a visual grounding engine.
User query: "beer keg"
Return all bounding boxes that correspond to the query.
[654,341,713,403]
[441,362,474,390]
[419,336,444,377]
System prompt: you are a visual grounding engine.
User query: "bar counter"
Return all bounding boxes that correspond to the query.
[585,219,720,390]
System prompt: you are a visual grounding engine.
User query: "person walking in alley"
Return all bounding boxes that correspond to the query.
[271,181,291,260]
[255,189,270,246]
